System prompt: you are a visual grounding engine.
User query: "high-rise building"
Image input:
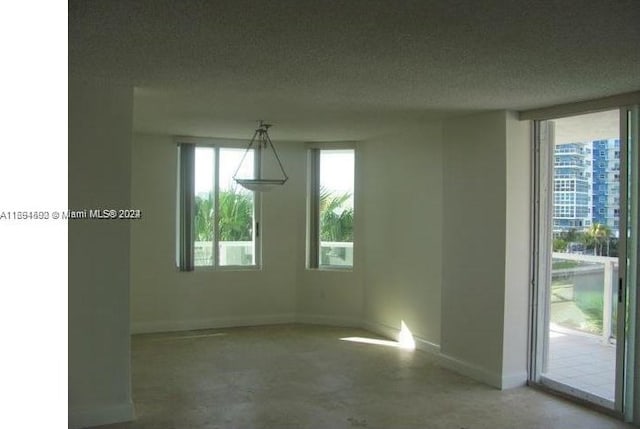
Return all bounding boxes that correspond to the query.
[553,139,620,237]
[591,139,620,237]
[553,142,591,234]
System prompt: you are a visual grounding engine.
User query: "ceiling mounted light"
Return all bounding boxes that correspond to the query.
[233,121,288,192]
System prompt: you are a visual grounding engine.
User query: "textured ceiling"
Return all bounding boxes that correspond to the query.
[69,0,640,141]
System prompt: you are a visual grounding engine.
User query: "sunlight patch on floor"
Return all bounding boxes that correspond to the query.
[398,321,416,350]
[341,321,416,350]
[340,337,403,348]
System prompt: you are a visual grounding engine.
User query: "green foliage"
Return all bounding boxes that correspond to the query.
[551,260,580,270]
[575,291,604,334]
[194,193,214,241]
[554,226,617,257]
[553,238,568,252]
[585,223,612,256]
[194,188,253,242]
[319,187,353,242]
[219,189,253,241]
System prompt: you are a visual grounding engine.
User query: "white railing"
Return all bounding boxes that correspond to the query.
[320,241,353,267]
[552,252,617,343]
[193,240,354,267]
[194,241,254,266]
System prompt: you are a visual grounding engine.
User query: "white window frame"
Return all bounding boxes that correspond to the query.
[306,142,356,270]
[176,136,262,271]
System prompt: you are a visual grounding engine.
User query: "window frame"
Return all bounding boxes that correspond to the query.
[176,136,262,271]
[306,142,356,270]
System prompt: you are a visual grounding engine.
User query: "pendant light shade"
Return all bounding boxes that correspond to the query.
[233,121,288,192]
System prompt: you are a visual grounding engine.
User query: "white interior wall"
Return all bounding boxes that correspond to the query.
[441,111,509,386]
[359,125,444,348]
[128,114,531,392]
[296,146,365,327]
[296,269,364,326]
[440,110,531,388]
[130,134,307,333]
[502,112,532,387]
[68,78,135,428]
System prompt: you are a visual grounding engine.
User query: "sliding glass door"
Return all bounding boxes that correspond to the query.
[531,107,638,415]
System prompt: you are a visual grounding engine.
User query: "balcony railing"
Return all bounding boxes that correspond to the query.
[551,252,617,343]
[193,241,354,267]
[194,240,254,266]
[320,241,353,267]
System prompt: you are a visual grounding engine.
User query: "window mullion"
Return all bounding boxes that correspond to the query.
[214,146,221,267]
[308,149,320,268]
[178,143,195,271]
[254,148,261,266]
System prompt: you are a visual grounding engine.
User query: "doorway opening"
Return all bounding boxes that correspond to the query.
[531,108,629,411]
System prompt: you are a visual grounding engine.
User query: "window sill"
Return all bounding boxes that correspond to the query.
[307,266,354,272]
[178,265,262,272]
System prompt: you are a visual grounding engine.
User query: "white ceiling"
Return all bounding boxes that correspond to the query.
[69,0,640,141]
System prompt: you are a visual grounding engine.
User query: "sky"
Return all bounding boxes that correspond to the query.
[195,147,253,195]
[195,147,354,198]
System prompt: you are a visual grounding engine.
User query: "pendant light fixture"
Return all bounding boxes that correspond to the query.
[233,121,288,192]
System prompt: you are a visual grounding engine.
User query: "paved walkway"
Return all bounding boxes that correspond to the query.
[544,327,616,402]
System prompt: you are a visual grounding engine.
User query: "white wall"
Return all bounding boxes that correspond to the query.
[68,78,135,428]
[359,125,443,349]
[440,110,530,388]
[131,134,367,331]
[296,145,365,327]
[130,134,307,332]
[441,111,508,385]
[502,112,531,387]
[129,114,532,392]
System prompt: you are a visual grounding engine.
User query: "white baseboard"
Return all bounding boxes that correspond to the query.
[500,370,528,389]
[437,352,502,389]
[69,401,135,429]
[131,313,297,334]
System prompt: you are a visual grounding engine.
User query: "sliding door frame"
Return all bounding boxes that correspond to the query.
[528,107,636,417]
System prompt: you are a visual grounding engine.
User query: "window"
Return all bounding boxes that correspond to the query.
[177,143,260,270]
[308,147,355,268]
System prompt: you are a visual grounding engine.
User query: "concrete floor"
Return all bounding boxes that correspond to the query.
[92,324,634,429]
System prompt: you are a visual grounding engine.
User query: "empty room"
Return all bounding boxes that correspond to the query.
[66,1,640,428]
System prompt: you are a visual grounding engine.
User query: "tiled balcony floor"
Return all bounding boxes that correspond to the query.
[543,326,616,403]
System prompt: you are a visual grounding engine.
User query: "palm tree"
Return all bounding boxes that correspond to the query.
[586,223,611,256]
[194,188,253,242]
[194,192,214,241]
[219,188,253,241]
[319,187,353,242]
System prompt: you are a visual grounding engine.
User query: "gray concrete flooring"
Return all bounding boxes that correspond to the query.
[92,324,634,429]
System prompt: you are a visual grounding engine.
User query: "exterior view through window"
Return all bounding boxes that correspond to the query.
[309,148,355,268]
[217,149,256,266]
[181,145,258,268]
[534,109,623,409]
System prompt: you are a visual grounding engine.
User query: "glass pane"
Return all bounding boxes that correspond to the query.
[194,147,215,267]
[219,148,255,266]
[319,150,354,267]
[543,109,620,406]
